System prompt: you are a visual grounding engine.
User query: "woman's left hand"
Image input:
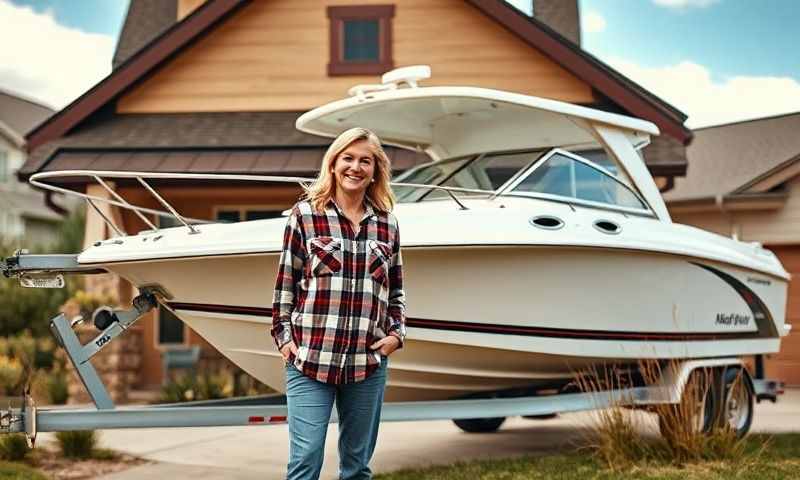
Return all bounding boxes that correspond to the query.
[369,335,401,356]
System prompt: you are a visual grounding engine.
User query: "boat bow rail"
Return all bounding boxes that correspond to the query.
[27,170,495,241]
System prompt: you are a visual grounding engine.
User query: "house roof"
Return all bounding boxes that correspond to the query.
[0,189,63,222]
[24,0,692,163]
[20,111,429,184]
[0,88,55,145]
[664,112,800,203]
[112,0,177,69]
[465,1,691,143]
[19,110,681,182]
[38,146,426,179]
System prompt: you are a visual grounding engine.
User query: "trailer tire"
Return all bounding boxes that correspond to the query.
[453,416,506,433]
[716,366,754,438]
[658,369,719,438]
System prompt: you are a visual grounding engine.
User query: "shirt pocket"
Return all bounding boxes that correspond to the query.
[309,236,343,277]
[367,239,392,287]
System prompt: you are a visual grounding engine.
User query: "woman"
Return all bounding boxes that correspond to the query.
[271,127,406,480]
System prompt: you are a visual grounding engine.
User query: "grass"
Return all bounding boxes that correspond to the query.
[0,461,47,480]
[374,433,800,480]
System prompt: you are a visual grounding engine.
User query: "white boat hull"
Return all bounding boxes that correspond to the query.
[106,245,787,401]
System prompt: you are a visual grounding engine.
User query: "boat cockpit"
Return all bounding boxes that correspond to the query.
[393,147,654,217]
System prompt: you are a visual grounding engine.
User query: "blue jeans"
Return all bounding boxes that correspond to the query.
[285,356,388,480]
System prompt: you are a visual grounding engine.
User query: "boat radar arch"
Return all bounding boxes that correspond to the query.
[347,65,431,98]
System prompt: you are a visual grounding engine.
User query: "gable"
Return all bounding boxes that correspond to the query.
[117,0,595,113]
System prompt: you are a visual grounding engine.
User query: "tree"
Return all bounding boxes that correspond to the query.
[0,208,85,337]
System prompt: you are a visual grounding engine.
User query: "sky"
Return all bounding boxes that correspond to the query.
[0,0,798,129]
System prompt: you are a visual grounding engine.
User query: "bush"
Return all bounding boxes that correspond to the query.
[0,333,66,398]
[0,209,85,338]
[55,431,97,459]
[44,369,69,405]
[0,357,24,397]
[160,371,233,403]
[0,460,47,480]
[576,360,757,469]
[0,435,30,462]
[31,368,69,406]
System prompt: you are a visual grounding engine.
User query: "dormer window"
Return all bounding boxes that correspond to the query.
[328,5,394,76]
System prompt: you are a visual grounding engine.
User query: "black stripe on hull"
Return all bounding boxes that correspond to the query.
[167,302,764,342]
[691,262,778,338]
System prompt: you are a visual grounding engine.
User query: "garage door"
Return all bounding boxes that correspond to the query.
[766,246,800,386]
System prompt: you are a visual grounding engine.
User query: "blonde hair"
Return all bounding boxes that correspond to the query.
[304,127,395,213]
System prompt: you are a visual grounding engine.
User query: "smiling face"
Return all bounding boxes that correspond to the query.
[331,139,376,197]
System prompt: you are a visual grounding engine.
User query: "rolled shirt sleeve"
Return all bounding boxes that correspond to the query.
[271,209,306,350]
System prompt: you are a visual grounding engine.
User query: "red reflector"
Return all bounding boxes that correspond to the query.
[249,416,265,423]
[269,416,287,422]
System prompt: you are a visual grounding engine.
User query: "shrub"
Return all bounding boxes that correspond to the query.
[577,359,757,469]
[160,371,233,403]
[55,431,98,459]
[0,356,24,396]
[0,435,30,462]
[0,209,85,338]
[45,369,69,405]
[0,460,47,480]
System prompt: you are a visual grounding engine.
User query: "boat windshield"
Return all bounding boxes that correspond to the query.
[509,151,649,212]
[394,150,545,202]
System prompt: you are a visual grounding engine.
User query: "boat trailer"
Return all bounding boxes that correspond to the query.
[0,253,785,447]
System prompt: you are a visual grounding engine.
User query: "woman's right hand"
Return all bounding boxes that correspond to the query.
[280,341,298,361]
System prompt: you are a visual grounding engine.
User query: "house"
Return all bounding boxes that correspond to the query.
[0,89,61,246]
[666,113,800,385]
[19,0,692,390]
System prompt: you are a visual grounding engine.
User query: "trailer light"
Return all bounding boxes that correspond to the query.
[19,273,64,289]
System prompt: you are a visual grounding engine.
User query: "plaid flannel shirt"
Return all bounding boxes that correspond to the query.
[271,199,406,384]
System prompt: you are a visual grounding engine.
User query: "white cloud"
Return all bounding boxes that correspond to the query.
[606,57,800,128]
[652,0,719,9]
[0,0,115,109]
[582,11,607,34]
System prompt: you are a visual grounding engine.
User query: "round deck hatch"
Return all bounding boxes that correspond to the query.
[593,219,622,235]
[529,215,564,230]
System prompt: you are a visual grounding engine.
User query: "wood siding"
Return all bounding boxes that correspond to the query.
[178,0,207,20]
[670,177,800,245]
[118,0,594,113]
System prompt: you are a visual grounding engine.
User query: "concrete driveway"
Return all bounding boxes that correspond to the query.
[37,389,800,480]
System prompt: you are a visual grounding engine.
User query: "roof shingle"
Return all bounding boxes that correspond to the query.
[665,113,800,202]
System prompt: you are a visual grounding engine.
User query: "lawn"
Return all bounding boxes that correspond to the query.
[374,433,800,480]
[0,462,47,480]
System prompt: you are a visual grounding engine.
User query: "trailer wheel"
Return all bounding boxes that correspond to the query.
[716,366,754,438]
[658,369,719,437]
[453,416,506,433]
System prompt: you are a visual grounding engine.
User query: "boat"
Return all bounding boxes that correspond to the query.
[21,66,790,402]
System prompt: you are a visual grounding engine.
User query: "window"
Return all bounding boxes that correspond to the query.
[393,156,473,203]
[214,207,285,223]
[328,5,394,76]
[393,151,545,203]
[0,151,7,183]
[441,151,544,191]
[513,152,647,211]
